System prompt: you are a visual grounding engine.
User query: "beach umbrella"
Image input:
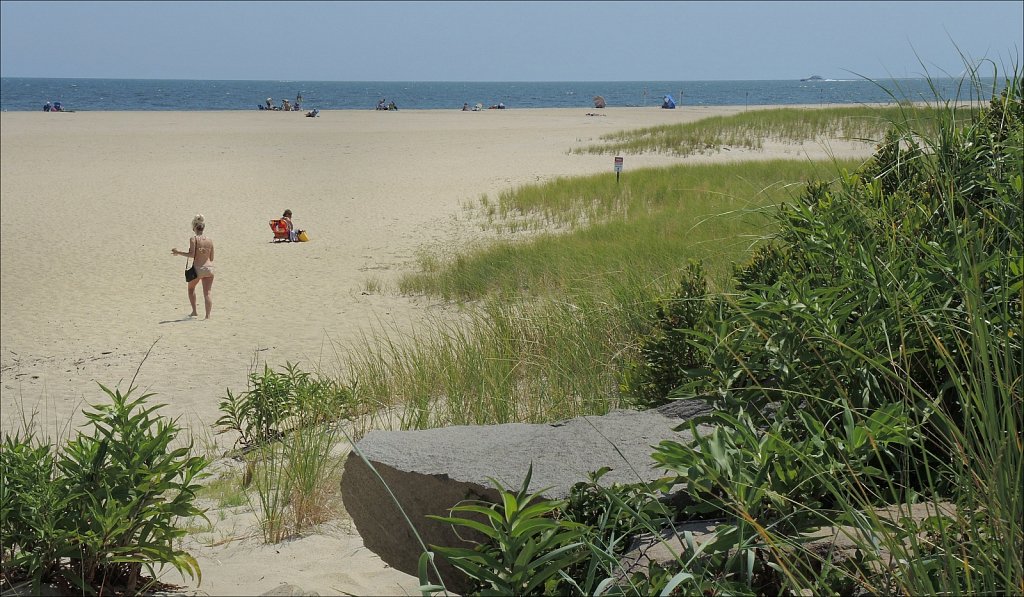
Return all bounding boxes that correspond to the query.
[593,95,606,108]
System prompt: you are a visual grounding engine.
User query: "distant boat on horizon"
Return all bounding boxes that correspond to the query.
[801,75,825,82]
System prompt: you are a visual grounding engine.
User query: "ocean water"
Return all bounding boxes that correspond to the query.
[0,77,996,112]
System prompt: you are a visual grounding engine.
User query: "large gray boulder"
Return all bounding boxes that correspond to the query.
[340,401,712,592]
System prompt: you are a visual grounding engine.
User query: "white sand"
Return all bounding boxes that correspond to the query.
[0,106,875,595]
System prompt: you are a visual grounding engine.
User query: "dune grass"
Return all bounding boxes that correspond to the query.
[403,159,858,301]
[336,157,867,430]
[574,104,961,157]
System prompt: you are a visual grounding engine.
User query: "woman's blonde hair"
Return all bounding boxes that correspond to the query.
[192,214,206,233]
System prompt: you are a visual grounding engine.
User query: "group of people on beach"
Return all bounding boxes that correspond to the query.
[261,93,304,111]
[461,102,504,111]
[376,98,398,111]
[42,101,65,112]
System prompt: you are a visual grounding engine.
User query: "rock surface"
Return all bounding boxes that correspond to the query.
[341,401,713,592]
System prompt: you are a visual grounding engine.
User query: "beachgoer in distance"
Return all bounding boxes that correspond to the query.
[282,209,294,239]
[266,97,273,110]
[171,214,215,319]
[43,101,52,112]
[462,103,469,111]
[282,209,305,242]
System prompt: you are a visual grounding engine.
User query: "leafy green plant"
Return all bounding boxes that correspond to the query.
[217,361,354,448]
[553,469,675,595]
[1,384,210,594]
[642,70,1022,595]
[220,362,352,544]
[1,432,78,594]
[425,465,589,595]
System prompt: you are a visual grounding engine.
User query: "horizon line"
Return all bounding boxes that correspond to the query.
[0,75,958,84]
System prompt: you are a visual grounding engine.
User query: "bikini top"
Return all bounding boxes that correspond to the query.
[193,236,211,255]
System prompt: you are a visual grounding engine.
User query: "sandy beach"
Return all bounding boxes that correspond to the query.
[0,106,876,595]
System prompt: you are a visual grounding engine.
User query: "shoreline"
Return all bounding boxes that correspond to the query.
[2,101,926,114]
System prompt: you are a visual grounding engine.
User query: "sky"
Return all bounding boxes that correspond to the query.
[1,1,1021,81]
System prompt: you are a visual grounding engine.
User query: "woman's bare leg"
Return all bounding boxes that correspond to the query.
[187,279,200,316]
[201,276,214,319]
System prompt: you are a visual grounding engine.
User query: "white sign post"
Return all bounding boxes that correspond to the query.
[614,156,623,183]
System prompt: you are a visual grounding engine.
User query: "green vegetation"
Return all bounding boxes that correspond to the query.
[1,384,209,594]
[216,361,356,449]
[417,72,1022,594]
[424,465,590,595]
[412,159,849,298]
[574,105,959,157]
[216,362,353,543]
[349,159,857,429]
[3,65,1017,596]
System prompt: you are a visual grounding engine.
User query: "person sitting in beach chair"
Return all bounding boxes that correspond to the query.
[277,209,307,242]
[270,218,291,242]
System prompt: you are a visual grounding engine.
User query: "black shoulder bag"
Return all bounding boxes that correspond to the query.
[185,236,198,282]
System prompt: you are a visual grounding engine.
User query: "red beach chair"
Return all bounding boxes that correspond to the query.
[269,218,290,242]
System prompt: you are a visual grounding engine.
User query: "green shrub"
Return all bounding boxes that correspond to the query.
[424,465,589,595]
[215,362,351,543]
[216,361,355,448]
[1,384,209,594]
[1,433,78,593]
[636,73,1022,594]
[622,260,718,409]
[555,469,675,595]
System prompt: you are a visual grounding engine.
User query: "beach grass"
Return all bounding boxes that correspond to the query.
[405,159,859,301]
[573,104,961,157]
[338,158,861,429]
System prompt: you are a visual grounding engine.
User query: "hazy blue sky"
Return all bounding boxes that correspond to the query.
[2,1,1021,81]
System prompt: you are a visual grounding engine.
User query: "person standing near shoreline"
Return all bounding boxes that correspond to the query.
[171,214,215,319]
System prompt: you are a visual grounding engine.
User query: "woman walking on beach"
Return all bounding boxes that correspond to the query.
[172,214,215,319]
